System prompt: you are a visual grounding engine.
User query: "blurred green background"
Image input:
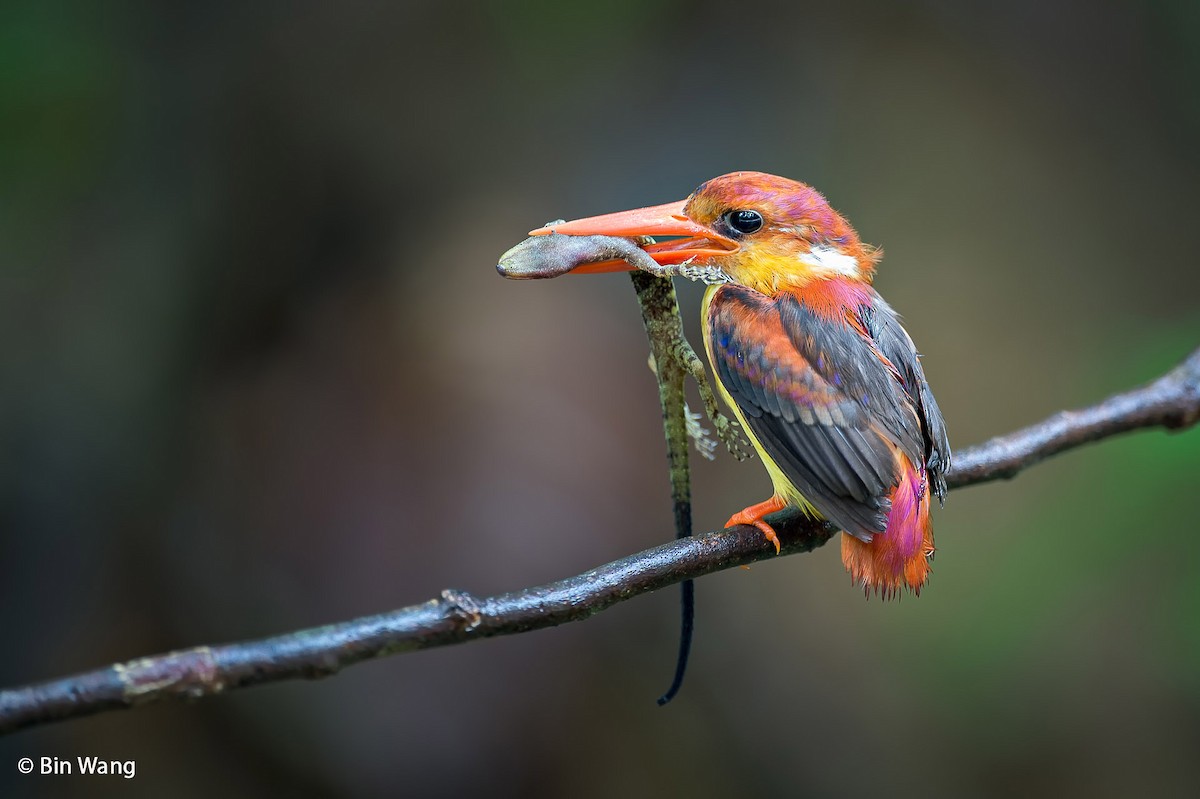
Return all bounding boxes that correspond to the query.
[2,1,1199,796]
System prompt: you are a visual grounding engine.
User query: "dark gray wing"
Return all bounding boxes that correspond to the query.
[858,296,951,503]
[707,284,927,539]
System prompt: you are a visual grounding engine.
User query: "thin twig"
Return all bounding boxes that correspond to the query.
[1,345,1196,735]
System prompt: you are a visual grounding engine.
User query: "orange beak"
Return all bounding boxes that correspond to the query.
[529,200,738,274]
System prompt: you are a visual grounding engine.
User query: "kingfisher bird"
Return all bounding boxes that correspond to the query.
[531,172,950,597]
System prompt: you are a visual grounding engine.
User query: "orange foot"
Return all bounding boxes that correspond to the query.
[725,496,789,554]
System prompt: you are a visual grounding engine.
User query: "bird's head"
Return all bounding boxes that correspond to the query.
[530,171,879,293]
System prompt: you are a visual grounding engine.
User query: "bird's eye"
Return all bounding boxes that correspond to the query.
[724,209,764,235]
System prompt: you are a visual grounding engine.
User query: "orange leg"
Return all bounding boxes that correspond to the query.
[725,495,789,554]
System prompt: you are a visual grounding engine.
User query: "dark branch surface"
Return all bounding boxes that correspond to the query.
[946,346,1200,487]
[2,346,1198,736]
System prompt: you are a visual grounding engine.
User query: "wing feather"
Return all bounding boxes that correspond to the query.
[707,284,931,539]
[859,297,952,502]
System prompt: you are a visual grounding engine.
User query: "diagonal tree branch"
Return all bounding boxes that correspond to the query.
[1,346,1197,736]
[947,350,1200,486]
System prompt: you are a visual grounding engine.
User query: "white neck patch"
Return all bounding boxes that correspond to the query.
[798,245,860,277]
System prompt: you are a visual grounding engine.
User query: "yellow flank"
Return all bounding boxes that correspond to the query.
[701,286,822,519]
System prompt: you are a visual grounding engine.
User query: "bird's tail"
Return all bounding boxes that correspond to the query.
[840,459,934,599]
